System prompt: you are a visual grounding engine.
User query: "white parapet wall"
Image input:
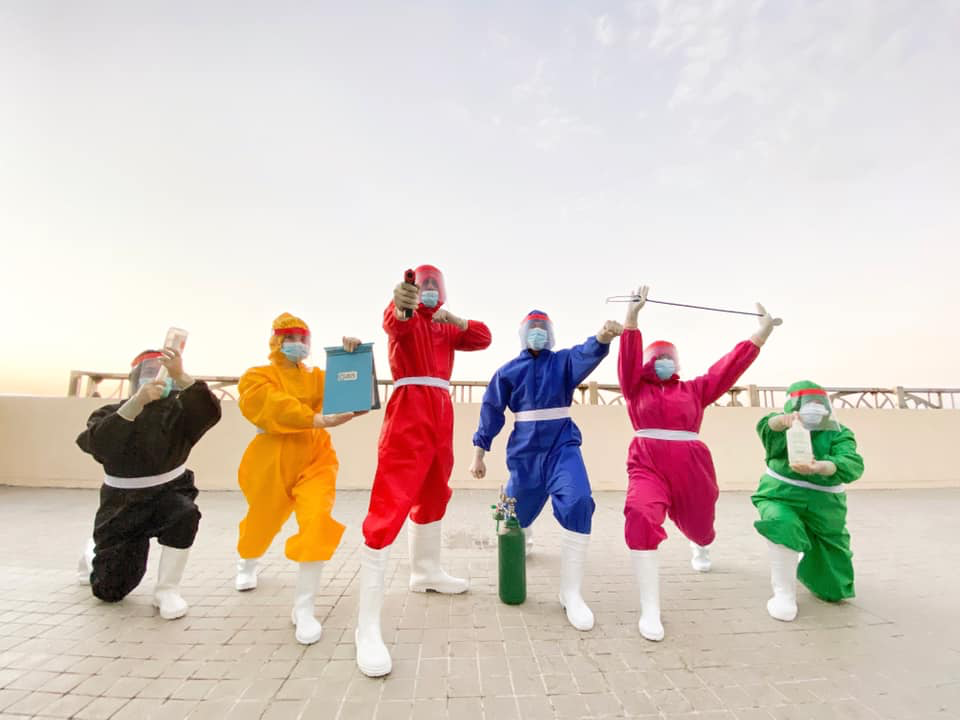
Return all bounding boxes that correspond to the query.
[1,396,958,491]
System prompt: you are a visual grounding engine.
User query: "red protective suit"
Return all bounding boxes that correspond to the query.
[618,328,759,550]
[362,298,491,549]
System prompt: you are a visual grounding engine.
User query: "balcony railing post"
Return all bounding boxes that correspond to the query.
[588,382,599,405]
[748,384,760,407]
[896,386,907,409]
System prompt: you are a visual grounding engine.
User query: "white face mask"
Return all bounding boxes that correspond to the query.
[798,403,829,429]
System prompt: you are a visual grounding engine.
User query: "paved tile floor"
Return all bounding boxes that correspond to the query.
[0,486,957,719]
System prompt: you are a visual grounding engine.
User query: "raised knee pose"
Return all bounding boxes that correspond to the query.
[470,309,622,630]
[356,265,491,677]
[235,312,363,645]
[618,285,779,641]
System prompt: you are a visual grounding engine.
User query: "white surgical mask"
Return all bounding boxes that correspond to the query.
[798,403,829,430]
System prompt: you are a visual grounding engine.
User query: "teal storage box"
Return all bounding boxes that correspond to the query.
[322,343,381,414]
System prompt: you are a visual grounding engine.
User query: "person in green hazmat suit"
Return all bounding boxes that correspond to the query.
[752,380,864,622]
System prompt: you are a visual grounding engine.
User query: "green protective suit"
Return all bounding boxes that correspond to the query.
[751,382,865,602]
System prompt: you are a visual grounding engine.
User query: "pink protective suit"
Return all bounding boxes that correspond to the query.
[617,328,760,550]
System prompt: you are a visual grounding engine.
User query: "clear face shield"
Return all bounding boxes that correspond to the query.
[643,341,679,379]
[129,352,172,398]
[518,312,555,351]
[790,395,840,432]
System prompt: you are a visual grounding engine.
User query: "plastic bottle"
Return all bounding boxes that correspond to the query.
[786,421,813,465]
[154,327,189,383]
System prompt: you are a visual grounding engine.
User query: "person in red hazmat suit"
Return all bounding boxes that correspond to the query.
[618,285,781,642]
[355,264,491,677]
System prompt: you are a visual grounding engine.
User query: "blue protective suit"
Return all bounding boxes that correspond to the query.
[472,336,610,533]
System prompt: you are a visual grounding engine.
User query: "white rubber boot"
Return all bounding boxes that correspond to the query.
[766,540,800,622]
[630,550,664,641]
[291,562,324,644]
[523,525,534,557]
[77,538,95,585]
[235,557,260,591]
[152,546,190,620]
[408,520,468,594]
[690,542,712,573]
[356,544,392,677]
[558,529,594,631]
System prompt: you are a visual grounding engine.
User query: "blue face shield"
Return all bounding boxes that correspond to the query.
[420,290,440,308]
[281,341,310,362]
[654,358,676,380]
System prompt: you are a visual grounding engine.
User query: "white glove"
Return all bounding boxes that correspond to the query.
[313,412,357,429]
[789,460,835,476]
[810,460,837,476]
[159,348,194,390]
[393,282,419,318]
[469,447,487,479]
[432,309,468,330]
[625,285,649,328]
[752,303,782,346]
[118,381,167,421]
[596,320,624,344]
[342,336,362,352]
[768,413,798,432]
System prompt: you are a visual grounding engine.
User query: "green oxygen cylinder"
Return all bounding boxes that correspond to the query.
[498,516,526,605]
[492,489,526,605]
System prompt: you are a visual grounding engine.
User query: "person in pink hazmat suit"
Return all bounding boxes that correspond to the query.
[617,285,781,642]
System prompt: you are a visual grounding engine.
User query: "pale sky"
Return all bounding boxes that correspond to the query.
[2,1,958,396]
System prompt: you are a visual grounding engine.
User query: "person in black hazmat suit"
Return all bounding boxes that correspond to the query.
[76,346,221,619]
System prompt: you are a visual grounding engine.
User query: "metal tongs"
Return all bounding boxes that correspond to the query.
[605,293,764,318]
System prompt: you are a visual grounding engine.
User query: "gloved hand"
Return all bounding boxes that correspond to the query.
[118,380,168,421]
[625,285,649,328]
[393,281,419,318]
[751,303,783,347]
[768,413,798,432]
[160,348,194,390]
[342,336,362,352]
[596,320,624,344]
[313,412,358,429]
[432,309,468,330]
[789,459,836,476]
[809,460,837,476]
[469,447,486,479]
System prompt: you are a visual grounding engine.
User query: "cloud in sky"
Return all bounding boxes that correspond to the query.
[594,14,617,47]
[1,0,958,395]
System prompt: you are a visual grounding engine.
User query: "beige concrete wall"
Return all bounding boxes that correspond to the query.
[1,396,958,491]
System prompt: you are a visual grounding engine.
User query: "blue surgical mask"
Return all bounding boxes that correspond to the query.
[527,328,548,351]
[281,341,310,363]
[654,358,676,380]
[420,290,440,308]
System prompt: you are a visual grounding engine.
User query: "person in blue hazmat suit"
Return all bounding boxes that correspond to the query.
[469,310,623,630]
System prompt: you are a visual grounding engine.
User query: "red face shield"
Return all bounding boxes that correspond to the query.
[414,264,447,308]
[643,340,679,370]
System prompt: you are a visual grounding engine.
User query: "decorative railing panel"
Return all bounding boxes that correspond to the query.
[66,371,960,410]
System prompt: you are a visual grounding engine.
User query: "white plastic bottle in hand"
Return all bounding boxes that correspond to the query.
[786,422,813,466]
[155,327,189,383]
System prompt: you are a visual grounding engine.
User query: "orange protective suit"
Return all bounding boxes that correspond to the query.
[236,313,346,562]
